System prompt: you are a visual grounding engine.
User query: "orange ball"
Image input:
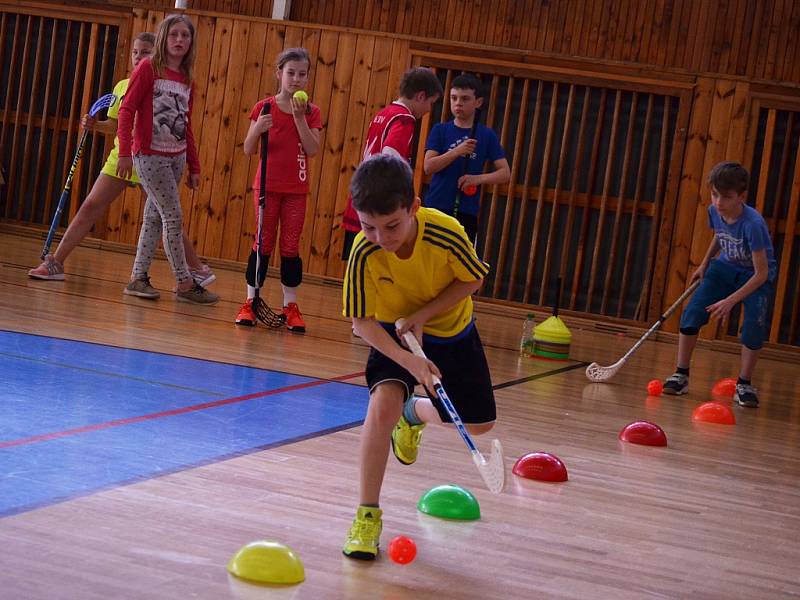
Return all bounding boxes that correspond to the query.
[388,535,417,564]
[463,184,478,196]
[647,379,663,396]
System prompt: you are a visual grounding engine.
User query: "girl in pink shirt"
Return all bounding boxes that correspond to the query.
[235,48,322,331]
[117,15,217,305]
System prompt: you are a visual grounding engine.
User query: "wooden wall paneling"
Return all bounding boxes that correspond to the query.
[60,22,85,197]
[296,29,338,267]
[383,38,409,107]
[665,0,688,68]
[294,26,323,266]
[754,109,776,216]
[566,0,584,58]
[8,15,33,219]
[600,92,638,314]
[439,69,453,123]
[219,20,261,261]
[18,16,45,221]
[538,84,575,306]
[491,76,527,300]
[617,94,654,318]
[29,18,59,219]
[647,89,692,324]
[102,10,143,243]
[662,78,714,331]
[762,0,784,81]
[0,13,20,199]
[306,31,354,275]
[724,81,750,163]
[68,21,100,222]
[486,75,517,299]
[201,18,245,259]
[636,0,656,64]
[604,0,621,62]
[570,88,607,311]
[506,81,542,302]
[40,20,73,225]
[298,29,338,268]
[691,78,738,339]
[559,86,592,310]
[184,16,225,247]
[479,73,502,261]
[522,82,559,304]
[746,1,768,78]
[769,112,795,240]
[584,90,622,312]
[323,34,375,277]
[769,147,800,343]
[118,10,167,246]
[236,21,286,262]
[788,1,800,82]
[187,16,231,253]
[0,13,7,175]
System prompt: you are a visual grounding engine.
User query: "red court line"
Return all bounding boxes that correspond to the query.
[0,371,364,450]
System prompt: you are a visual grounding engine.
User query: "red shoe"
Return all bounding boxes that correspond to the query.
[282,302,306,333]
[235,299,256,326]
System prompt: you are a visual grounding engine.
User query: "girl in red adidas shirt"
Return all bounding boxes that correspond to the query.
[117,15,217,305]
[235,47,322,332]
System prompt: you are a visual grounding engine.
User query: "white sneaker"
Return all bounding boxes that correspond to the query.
[191,265,216,287]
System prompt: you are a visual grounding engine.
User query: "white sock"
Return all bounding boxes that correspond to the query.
[282,284,298,306]
[247,285,256,300]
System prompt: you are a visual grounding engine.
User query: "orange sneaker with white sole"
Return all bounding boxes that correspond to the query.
[235,299,256,326]
[282,302,306,333]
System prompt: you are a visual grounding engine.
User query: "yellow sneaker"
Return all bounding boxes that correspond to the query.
[391,415,425,465]
[342,506,383,560]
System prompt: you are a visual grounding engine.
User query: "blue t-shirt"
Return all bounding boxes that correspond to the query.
[424,121,505,216]
[708,204,777,281]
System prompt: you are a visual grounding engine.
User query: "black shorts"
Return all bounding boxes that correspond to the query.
[365,323,496,424]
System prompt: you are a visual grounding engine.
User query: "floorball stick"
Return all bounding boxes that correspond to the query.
[253,101,284,328]
[41,93,117,259]
[397,321,504,494]
[585,280,701,382]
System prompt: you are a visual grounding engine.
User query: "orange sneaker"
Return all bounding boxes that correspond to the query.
[282,302,306,333]
[235,299,256,326]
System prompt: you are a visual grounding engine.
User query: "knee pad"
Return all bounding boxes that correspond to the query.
[680,326,699,336]
[246,250,270,287]
[280,255,303,287]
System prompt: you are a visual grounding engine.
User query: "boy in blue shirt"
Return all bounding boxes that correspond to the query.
[423,75,509,242]
[662,161,776,407]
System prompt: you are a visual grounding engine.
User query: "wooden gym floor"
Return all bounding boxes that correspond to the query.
[0,232,798,600]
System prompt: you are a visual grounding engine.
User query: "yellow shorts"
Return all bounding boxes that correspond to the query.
[100,147,140,185]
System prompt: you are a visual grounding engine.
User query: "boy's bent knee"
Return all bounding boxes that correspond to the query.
[466,421,495,436]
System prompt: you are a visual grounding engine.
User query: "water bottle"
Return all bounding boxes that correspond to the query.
[520,314,535,357]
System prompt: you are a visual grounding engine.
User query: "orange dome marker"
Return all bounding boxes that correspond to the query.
[692,402,736,425]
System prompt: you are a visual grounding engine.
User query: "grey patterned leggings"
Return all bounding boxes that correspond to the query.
[131,153,191,283]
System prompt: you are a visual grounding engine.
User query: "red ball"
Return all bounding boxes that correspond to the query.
[463,184,478,196]
[388,535,417,564]
[646,379,663,396]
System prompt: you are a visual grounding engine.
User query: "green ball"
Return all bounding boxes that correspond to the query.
[417,484,480,520]
[293,90,308,102]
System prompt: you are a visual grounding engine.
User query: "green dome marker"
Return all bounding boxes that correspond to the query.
[417,484,481,520]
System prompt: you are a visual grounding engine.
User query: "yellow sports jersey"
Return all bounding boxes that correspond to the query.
[342,207,490,338]
[100,78,140,184]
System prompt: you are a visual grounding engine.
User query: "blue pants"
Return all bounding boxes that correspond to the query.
[679,259,772,350]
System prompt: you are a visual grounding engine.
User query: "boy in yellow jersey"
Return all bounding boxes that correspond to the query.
[341,155,497,560]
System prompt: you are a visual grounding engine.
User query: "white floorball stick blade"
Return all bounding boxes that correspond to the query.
[475,438,505,494]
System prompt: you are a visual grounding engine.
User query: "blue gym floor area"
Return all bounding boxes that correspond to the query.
[0,331,368,517]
